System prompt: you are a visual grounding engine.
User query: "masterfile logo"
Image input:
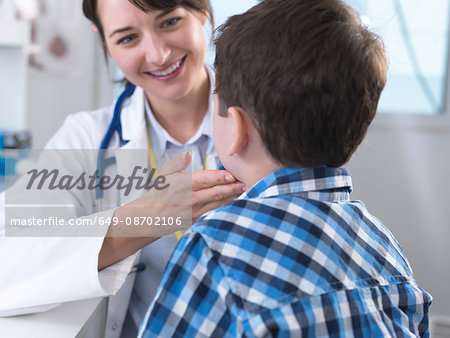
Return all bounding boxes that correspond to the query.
[25,166,169,197]
[3,149,193,237]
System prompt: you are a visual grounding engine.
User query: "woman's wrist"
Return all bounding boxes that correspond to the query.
[98,207,157,271]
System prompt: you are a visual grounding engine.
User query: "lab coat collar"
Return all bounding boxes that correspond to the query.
[120,86,147,150]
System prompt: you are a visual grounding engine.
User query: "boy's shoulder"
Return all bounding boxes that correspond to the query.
[188,167,418,297]
[186,193,431,318]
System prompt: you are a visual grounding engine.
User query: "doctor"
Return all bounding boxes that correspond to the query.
[0,0,244,336]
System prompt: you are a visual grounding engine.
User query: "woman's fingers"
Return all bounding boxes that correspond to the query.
[189,170,245,219]
[160,151,192,176]
[191,169,239,191]
[111,167,245,237]
[192,181,244,204]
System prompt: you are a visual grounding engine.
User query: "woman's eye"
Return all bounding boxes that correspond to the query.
[117,35,137,45]
[162,17,181,29]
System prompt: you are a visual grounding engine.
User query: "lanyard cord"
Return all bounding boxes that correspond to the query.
[146,125,208,241]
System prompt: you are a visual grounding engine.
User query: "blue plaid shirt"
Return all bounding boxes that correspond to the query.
[140,167,432,337]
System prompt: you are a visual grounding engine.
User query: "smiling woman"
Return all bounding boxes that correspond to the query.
[81,0,237,335]
[81,0,243,335]
[88,0,211,143]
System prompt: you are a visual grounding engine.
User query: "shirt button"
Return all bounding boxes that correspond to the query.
[112,322,118,331]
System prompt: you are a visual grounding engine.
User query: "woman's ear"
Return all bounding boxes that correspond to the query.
[195,9,209,26]
[227,107,249,156]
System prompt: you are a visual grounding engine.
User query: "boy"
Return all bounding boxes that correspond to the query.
[140,0,432,336]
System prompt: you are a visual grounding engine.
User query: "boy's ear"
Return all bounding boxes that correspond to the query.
[227,107,249,156]
[91,24,99,33]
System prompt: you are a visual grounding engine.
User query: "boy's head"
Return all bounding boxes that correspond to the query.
[214,0,387,168]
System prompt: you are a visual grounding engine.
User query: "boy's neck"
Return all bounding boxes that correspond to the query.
[232,143,284,188]
[242,163,284,188]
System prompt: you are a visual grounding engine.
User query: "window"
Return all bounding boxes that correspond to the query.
[345,0,450,115]
[206,0,259,66]
[210,0,450,117]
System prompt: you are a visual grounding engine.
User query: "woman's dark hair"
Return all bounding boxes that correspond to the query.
[82,0,214,58]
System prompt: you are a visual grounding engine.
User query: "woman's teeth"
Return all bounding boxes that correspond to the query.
[150,59,183,77]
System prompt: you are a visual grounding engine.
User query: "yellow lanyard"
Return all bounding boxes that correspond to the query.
[146,130,208,241]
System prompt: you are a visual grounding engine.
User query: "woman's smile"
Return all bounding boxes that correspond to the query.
[146,55,187,81]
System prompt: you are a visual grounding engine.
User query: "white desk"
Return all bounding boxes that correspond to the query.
[0,298,108,338]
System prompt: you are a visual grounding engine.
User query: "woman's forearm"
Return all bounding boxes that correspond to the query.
[98,235,157,271]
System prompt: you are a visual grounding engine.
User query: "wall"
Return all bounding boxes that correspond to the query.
[0,20,29,130]
[24,0,113,148]
[347,116,450,318]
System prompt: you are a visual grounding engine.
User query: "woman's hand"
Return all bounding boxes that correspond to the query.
[98,151,244,270]
[160,151,245,221]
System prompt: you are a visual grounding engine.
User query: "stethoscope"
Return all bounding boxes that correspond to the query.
[96,83,148,274]
[95,83,137,211]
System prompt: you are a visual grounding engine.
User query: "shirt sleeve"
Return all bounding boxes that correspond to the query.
[139,231,239,338]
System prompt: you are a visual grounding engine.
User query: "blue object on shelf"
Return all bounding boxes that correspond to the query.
[0,130,32,176]
[0,130,32,149]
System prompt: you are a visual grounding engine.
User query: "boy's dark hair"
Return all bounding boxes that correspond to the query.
[82,0,214,58]
[214,0,387,167]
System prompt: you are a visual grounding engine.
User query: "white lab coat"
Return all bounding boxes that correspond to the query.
[0,86,173,337]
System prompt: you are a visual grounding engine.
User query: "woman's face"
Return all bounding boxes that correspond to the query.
[97,0,208,103]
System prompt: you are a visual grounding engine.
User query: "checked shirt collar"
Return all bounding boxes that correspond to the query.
[240,167,353,201]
